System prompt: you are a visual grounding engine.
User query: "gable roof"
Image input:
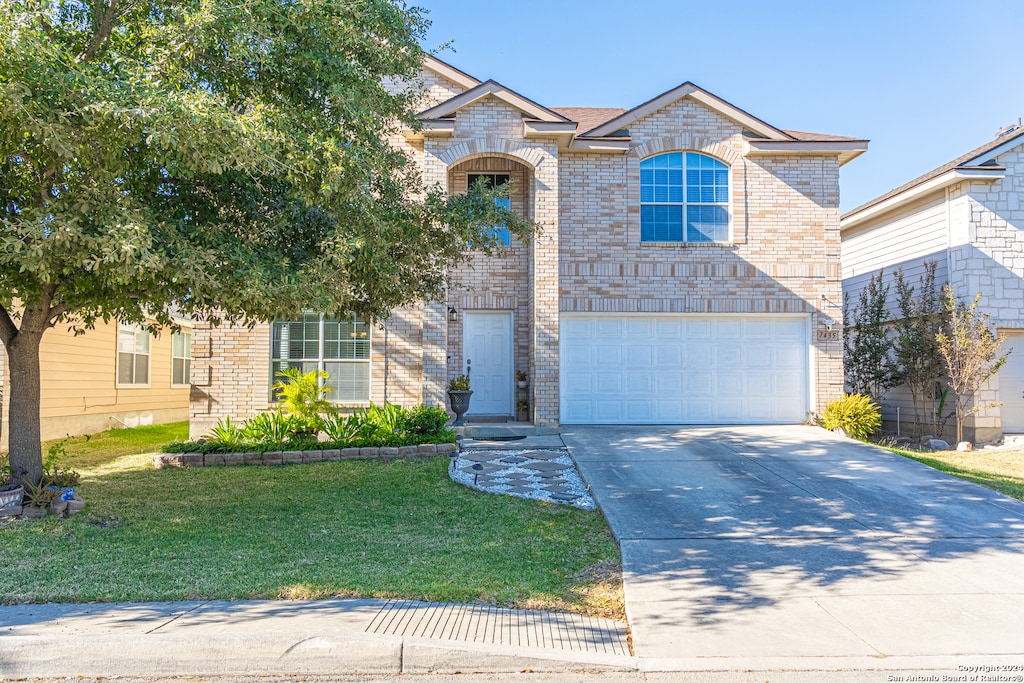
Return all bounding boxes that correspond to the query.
[422,55,481,90]
[842,126,1024,224]
[581,82,793,140]
[418,79,572,123]
[415,59,865,159]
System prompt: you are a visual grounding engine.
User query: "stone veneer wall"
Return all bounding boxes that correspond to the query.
[950,142,1024,441]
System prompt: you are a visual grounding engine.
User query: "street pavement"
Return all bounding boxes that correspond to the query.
[563,424,1024,673]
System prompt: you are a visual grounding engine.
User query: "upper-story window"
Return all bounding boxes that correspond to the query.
[640,152,730,243]
[271,313,370,403]
[467,173,511,246]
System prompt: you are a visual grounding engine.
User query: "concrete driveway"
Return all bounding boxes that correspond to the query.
[562,425,1024,671]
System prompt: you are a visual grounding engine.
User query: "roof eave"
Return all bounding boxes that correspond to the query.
[523,119,578,147]
[568,138,632,154]
[841,167,1005,233]
[746,139,870,166]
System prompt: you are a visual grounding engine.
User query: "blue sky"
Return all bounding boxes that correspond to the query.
[421,0,1024,213]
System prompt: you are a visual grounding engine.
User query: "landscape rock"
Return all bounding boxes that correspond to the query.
[927,438,951,451]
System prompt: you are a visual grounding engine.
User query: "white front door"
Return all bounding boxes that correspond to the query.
[1000,331,1024,432]
[463,311,513,415]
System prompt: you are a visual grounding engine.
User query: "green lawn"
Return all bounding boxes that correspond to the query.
[1,424,622,618]
[888,444,1024,502]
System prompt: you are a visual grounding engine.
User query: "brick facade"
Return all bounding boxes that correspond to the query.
[191,58,856,435]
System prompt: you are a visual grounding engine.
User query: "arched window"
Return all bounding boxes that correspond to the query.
[640,152,729,243]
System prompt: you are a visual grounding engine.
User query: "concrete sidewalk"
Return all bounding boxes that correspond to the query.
[0,598,633,677]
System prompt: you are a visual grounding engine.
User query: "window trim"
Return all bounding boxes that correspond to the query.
[171,331,192,388]
[269,313,372,405]
[115,323,151,389]
[639,151,732,244]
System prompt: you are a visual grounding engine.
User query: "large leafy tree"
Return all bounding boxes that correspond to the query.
[0,0,529,485]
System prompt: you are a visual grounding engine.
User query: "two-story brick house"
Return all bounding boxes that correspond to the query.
[189,56,867,437]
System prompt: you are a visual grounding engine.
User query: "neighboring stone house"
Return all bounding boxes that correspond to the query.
[190,56,867,438]
[841,126,1024,442]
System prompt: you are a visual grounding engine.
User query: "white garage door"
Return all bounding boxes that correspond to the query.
[1000,331,1024,433]
[560,315,809,424]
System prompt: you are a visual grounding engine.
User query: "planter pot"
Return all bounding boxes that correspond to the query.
[448,390,473,426]
[0,485,24,518]
[517,381,528,389]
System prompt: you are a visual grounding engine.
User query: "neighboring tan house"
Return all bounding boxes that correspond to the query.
[841,125,1024,442]
[189,56,867,438]
[0,318,193,446]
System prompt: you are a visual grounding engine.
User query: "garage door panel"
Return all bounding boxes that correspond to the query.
[627,400,654,421]
[595,373,623,393]
[561,314,809,425]
[686,344,713,368]
[596,319,623,337]
[656,346,681,366]
[656,373,683,393]
[626,345,653,367]
[656,319,683,338]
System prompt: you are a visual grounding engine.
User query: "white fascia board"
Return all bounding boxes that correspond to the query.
[746,139,869,166]
[568,138,631,154]
[524,120,577,146]
[840,168,1005,233]
[403,119,455,141]
[962,134,1024,166]
[422,55,480,90]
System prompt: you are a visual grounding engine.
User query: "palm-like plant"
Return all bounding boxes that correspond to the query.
[272,368,335,435]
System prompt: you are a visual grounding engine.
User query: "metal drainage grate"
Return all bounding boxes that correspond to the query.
[475,435,528,442]
[365,600,630,655]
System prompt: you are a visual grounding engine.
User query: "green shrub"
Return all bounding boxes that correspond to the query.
[405,405,450,436]
[321,413,360,443]
[204,415,243,444]
[241,410,297,443]
[822,393,882,440]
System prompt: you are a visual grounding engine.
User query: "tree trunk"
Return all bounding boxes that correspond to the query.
[5,329,44,487]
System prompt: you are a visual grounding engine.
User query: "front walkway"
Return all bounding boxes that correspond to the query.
[563,425,1024,671]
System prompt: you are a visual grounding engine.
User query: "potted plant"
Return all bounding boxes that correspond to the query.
[516,397,529,422]
[516,370,528,389]
[0,453,23,518]
[448,360,473,426]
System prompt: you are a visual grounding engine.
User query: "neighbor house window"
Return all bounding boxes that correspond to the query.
[467,173,511,246]
[117,324,150,386]
[640,152,729,243]
[172,331,191,386]
[271,313,370,403]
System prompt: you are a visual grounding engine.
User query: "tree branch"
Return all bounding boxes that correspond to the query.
[76,0,120,63]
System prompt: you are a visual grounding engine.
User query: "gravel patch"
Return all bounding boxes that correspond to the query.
[449,448,596,510]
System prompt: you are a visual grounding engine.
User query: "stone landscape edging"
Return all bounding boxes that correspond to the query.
[152,443,458,469]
